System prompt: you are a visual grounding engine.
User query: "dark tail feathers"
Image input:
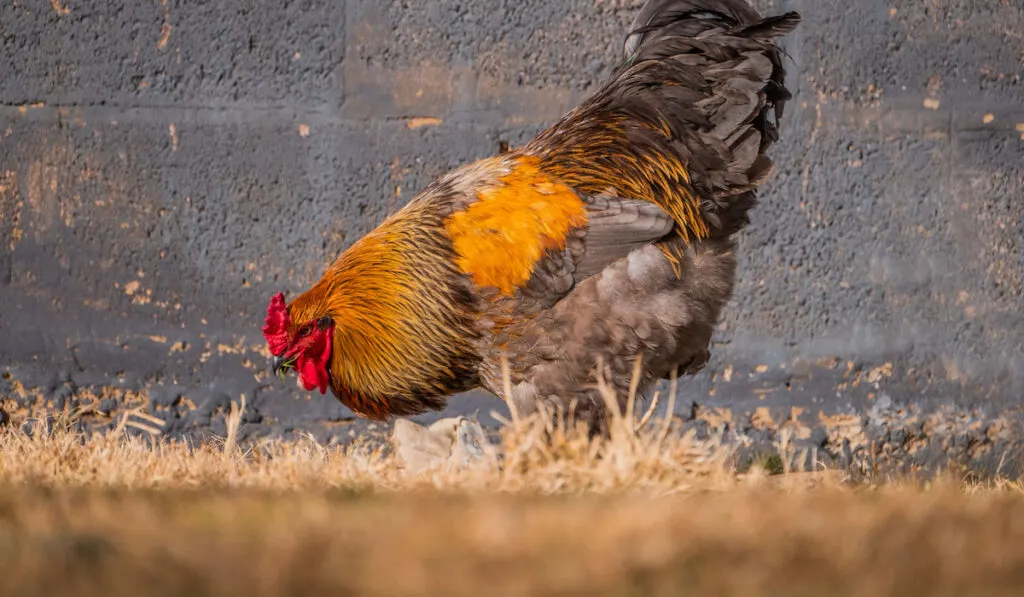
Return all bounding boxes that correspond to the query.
[624,0,801,62]
[620,0,801,239]
[522,0,801,244]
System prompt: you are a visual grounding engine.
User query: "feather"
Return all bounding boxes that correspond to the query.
[575,196,676,280]
[729,12,802,39]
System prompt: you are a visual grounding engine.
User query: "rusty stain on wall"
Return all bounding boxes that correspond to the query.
[750,407,774,431]
[0,169,22,250]
[18,140,93,239]
[49,0,69,16]
[117,278,153,306]
[157,0,172,50]
[387,65,454,113]
[405,117,443,130]
[865,363,893,384]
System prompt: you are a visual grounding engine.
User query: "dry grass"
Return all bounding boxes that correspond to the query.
[0,395,739,494]
[8,484,1024,597]
[1,388,1024,596]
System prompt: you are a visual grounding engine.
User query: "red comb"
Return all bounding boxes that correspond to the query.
[262,292,291,356]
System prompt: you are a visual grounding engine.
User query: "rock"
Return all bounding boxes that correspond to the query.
[453,416,490,466]
[391,417,497,476]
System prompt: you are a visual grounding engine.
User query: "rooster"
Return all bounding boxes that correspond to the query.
[262,0,801,432]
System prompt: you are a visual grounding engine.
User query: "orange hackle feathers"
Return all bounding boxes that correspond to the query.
[280,200,481,420]
[445,156,589,296]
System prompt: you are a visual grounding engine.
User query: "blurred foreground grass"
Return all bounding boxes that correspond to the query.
[1,397,1024,597]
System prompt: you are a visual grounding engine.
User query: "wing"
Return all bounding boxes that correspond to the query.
[442,155,674,309]
[564,194,676,281]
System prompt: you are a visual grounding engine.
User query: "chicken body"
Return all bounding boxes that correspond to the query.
[264,0,801,430]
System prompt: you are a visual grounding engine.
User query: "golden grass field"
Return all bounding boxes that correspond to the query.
[2,392,1024,597]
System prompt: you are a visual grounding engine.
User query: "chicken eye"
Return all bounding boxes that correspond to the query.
[298,326,312,338]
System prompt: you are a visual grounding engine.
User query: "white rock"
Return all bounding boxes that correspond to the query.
[391,417,496,476]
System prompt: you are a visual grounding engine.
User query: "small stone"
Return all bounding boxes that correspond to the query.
[392,419,455,476]
[452,418,491,466]
[391,417,497,476]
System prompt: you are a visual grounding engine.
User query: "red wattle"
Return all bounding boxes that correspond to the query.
[295,323,333,395]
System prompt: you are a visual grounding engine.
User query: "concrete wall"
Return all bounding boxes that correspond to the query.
[1,0,1022,471]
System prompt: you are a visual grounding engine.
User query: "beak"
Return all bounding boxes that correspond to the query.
[271,354,296,380]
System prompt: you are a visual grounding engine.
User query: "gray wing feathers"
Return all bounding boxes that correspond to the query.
[574,196,675,279]
[517,196,673,308]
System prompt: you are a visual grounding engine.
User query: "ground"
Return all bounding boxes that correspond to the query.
[1,396,1023,597]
